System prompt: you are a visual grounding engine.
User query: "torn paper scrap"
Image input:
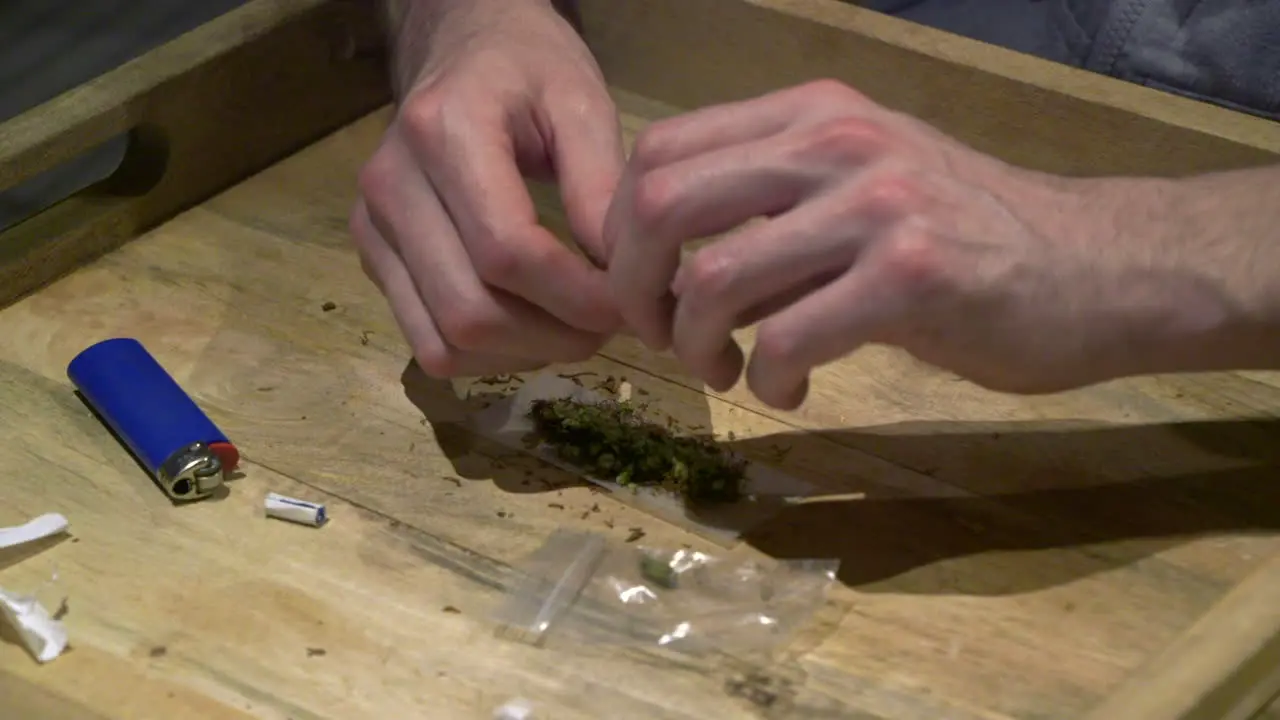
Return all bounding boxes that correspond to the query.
[0,513,69,550]
[493,697,535,720]
[264,493,327,527]
[0,587,68,663]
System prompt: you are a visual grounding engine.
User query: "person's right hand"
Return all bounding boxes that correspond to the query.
[350,0,625,378]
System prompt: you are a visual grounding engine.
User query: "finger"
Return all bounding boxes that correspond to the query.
[701,273,843,393]
[634,136,824,245]
[407,109,620,334]
[363,143,606,362]
[669,194,868,390]
[746,261,908,410]
[602,84,829,315]
[351,199,546,377]
[736,271,845,328]
[542,89,626,264]
[607,135,822,350]
[627,80,858,170]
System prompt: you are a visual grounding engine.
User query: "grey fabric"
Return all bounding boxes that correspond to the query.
[863,0,1065,61]
[868,1,1280,122]
[0,0,248,231]
[2,1,1272,234]
[1052,1,1280,119]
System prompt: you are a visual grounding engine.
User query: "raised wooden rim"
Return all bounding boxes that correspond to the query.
[0,0,391,310]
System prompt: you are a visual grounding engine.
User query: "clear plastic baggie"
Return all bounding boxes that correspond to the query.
[491,529,839,663]
[469,372,818,547]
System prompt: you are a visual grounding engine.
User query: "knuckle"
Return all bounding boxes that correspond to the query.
[631,123,678,171]
[413,345,457,379]
[436,306,504,352]
[630,170,679,231]
[546,82,614,119]
[799,117,890,165]
[630,172,672,229]
[795,78,866,106]
[401,92,451,158]
[862,168,926,218]
[470,234,532,287]
[752,322,802,368]
[878,230,944,290]
[355,149,398,203]
[681,248,737,302]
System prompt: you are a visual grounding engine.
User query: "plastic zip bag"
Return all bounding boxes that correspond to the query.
[492,529,839,662]
[470,372,817,546]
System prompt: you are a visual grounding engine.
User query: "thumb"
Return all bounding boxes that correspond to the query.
[544,90,626,266]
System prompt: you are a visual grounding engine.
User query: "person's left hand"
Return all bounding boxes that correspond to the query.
[604,79,1210,409]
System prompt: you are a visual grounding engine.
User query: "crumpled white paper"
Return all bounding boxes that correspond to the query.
[0,512,70,663]
[0,586,67,663]
[493,697,535,720]
[470,373,815,546]
[0,513,68,550]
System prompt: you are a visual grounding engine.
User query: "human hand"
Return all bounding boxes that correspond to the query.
[605,79,1216,408]
[351,0,625,378]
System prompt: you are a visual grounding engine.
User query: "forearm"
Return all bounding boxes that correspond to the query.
[376,0,437,100]
[1168,166,1280,370]
[378,0,567,100]
[1088,165,1280,375]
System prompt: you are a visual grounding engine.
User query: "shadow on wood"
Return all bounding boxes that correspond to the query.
[398,358,727,507]
[398,359,593,496]
[0,535,69,573]
[731,418,1280,594]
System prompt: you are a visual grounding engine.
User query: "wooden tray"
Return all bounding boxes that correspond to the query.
[3,1,1280,718]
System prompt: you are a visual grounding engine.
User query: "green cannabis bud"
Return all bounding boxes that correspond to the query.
[525,396,746,505]
[639,554,680,589]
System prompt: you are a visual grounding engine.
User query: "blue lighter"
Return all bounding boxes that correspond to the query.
[67,338,240,502]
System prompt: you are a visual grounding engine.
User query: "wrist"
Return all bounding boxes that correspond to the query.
[381,0,560,100]
[1066,173,1280,377]
[1153,170,1280,373]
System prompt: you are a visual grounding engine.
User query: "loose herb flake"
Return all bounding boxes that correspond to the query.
[525,397,746,505]
[640,554,679,589]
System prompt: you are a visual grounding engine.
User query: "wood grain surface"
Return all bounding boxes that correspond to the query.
[1,89,1280,718]
[0,0,389,310]
[5,0,1280,717]
[580,0,1280,176]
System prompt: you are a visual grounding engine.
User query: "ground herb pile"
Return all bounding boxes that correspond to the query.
[639,553,680,589]
[525,396,746,505]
